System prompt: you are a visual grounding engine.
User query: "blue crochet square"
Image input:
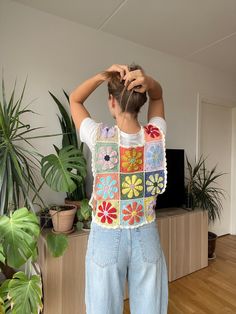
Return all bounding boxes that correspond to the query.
[120,198,145,226]
[145,170,165,197]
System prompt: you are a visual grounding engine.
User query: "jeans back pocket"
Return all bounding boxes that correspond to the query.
[91,225,121,268]
[138,223,162,263]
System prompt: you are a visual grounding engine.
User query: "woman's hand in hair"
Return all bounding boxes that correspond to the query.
[123,69,150,93]
[105,64,129,81]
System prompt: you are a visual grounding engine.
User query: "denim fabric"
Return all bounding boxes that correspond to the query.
[85,219,168,314]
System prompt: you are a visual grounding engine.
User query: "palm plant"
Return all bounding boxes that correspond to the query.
[0,77,62,215]
[48,90,87,200]
[185,154,227,223]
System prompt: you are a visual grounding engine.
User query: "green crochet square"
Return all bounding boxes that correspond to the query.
[95,142,119,173]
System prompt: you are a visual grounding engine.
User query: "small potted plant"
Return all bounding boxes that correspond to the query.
[76,199,93,231]
[37,207,53,229]
[49,204,77,234]
[49,90,87,214]
[185,154,227,259]
[41,144,87,234]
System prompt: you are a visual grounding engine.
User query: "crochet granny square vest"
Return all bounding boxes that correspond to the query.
[88,122,167,229]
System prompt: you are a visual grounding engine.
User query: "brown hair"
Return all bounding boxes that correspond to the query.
[103,63,147,116]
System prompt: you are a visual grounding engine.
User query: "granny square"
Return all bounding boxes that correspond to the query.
[144,196,157,222]
[120,198,145,226]
[144,124,163,142]
[120,173,144,200]
[144,141,165,171]
[120,146,144,173]
[95,142,119,173]
[97,123,118,142]
[94,200,120,227]
[144,170,165,197]
[94,173,119,201]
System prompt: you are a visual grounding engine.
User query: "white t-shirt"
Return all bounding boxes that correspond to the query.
[79,116,167,151]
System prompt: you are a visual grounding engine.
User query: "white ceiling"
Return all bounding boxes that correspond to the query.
[13,0,236,79]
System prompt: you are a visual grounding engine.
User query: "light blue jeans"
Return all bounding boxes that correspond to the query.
[85,219,169,314]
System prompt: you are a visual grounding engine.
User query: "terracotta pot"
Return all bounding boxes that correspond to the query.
[64,199,82,224]
[208,231,217,258]
[49,204,77,233]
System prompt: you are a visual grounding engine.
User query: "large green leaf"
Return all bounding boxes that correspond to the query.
[46,233,68,257]
[49,90,78,149]
[41,145,86,193]
[80,198,92,220]
[0,271,42,314]
[0,207,40,268]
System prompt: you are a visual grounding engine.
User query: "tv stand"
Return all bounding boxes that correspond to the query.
[156,207,208,282]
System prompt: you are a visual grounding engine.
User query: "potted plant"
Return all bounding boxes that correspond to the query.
[41,144,87,233]
[185,154,227,259]
[76,198,93,231]
[49,91,87,209]
[37,206,53,229]
[0,76,70,311]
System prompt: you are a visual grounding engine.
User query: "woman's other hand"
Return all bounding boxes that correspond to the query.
[123,69,150,93]
[105,64,129,81]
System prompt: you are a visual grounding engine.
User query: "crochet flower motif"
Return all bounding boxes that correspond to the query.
[146,144,163,169]
[146,173,164,195]
[100,124,116,138]
[122,202,144,225]
[121,175,143,198]
[96,176,118,199]
[97,146,118,170]
[121,148,143,172]
[144,125,160,138]
[97,201,117,224]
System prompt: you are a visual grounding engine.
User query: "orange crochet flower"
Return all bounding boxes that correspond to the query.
[120,147,143,172]
[122,201,144,225]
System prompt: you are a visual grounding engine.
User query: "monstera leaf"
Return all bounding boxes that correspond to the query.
[46,233,68,257]
[41,145,86,193]
[0,207,40,268]
[0,271,42,314]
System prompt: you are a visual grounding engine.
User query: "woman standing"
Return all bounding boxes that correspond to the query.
[70,64,168,314]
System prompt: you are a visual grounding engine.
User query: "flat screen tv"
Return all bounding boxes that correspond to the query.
[156,149,185,209]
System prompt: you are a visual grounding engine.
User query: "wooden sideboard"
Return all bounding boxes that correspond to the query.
[37,207,208,314]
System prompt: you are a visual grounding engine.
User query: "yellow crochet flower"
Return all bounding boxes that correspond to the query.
[146,173,164,195]
[121,148,143,172]
[121,175,143,198]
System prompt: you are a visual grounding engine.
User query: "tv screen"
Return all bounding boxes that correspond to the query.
[156,149,185,209]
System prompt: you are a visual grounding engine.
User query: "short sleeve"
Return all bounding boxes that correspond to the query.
[79,117,100,151]
[148,116,167,136]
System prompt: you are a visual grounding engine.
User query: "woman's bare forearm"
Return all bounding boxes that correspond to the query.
[69,72,106,104]
[147,76,163,100]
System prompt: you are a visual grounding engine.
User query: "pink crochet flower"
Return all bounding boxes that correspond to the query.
[97,146,118,170]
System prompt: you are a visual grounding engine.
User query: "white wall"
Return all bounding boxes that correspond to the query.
[1,0,236,233]
[231,108,236,235]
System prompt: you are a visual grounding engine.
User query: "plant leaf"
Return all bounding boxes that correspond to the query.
[0,207,40,268]
[46,233,68,257]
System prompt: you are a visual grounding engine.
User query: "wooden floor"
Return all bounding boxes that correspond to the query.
[123,234,236,314]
